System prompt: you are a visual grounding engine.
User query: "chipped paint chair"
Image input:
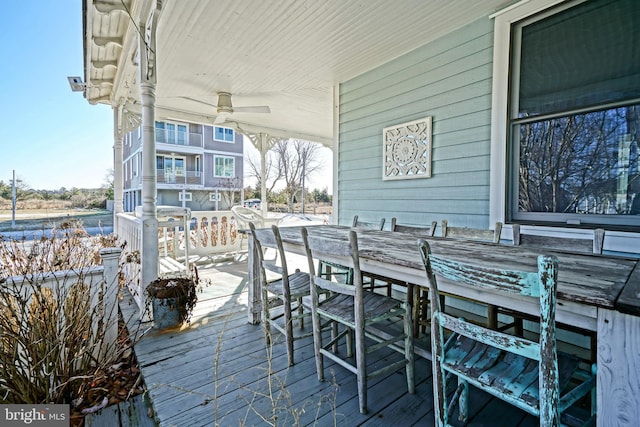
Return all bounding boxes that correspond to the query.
[508,225,606,362]
[302,227,414,414]
[440,220,504,330]
[249,222,312,366]
[419,239,596,426]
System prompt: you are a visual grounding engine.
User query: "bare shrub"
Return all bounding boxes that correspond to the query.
[0,221,126,404]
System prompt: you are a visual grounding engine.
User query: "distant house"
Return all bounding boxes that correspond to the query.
[122,121,243,212]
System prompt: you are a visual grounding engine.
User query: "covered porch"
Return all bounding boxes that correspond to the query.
[79,1,640,426]
[116,256,547,427]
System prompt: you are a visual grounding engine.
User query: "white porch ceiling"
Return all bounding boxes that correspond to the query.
[84,0,513,145]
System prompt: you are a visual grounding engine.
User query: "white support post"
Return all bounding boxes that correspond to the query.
[259,133,268,218]
[138,4,162,317]
[332,85,339,224]
[113,107,124,224]
[99,247,122,361]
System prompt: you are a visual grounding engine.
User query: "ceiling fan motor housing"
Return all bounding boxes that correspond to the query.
[216,92,233,113]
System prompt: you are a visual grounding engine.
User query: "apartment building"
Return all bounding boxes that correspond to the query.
[122,120,244,212]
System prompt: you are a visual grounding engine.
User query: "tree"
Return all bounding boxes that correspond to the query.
[103,169,114,200]
[269,139,322,211]
[245,150,282,195]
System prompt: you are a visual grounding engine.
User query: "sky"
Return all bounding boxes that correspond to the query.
[1,1,115,191]
[0,1,333,193]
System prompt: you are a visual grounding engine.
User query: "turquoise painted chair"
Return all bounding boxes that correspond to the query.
[418,239,596,426]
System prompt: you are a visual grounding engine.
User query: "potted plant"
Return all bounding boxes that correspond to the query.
[146,267,200,330]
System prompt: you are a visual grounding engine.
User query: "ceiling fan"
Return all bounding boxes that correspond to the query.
[195,92,271,124]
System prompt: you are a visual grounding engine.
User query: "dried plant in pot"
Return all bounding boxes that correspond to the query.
[146,268,199,329]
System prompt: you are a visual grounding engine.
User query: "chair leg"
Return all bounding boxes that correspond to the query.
[412,286,420,338]
[312,308,325,382]
[262,288,271,345]
[404,297,415,394]
[283,297,294,367]
[355,326,367,414]
[346,327,353,358]
[487,304,498,329]
[458,379,469,423]
[297,297,304,329]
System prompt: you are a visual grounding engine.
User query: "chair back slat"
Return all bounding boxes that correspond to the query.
[312,275,356,296]
[304,234,357,265]
[352,215,385,230]
[512,224,605,254]
[441,220,503,243]
[438,312,541,360]
[429,255,541,297]
[302,227,363,297]
[390,218,437,236]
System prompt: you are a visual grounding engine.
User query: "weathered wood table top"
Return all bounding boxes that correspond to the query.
[275,224,639,316]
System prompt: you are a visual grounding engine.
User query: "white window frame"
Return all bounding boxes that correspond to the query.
[489,0,584,227]
[179,192,192,201]
[213,126,235,143]
[213,155,235,178]
[156,120,189,145]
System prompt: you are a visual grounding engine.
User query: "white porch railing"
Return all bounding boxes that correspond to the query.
[116,210,242,315]
[116,213,144,313]
[151,210,242,259]
[4,248,121,362]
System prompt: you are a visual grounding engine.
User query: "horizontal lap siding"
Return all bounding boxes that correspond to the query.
[338,17,494,230]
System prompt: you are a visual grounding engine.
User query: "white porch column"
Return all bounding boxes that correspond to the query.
[332,85,339,224]
[140,81,158,298]
[139,4,162,313]
[259,133,269,218]
[243,131,277,218]
[113,107,124,222]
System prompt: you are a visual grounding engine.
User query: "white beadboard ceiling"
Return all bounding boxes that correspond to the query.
[84,0,513,145]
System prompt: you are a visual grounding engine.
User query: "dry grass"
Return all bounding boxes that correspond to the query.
[0,221,129,408]
[0,208,112,232]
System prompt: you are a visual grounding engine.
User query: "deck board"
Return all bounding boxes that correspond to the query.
[120,260,541,426]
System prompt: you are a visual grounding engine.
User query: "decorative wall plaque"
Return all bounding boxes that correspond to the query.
[382,116,432,180]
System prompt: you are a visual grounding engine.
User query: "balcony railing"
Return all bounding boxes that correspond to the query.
[155,129,203,148]
[156,168,203,185]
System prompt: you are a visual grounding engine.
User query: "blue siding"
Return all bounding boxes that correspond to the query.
[338,17,494,231]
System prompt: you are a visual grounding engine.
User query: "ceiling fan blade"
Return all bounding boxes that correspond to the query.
[232,106,271,114]
[179,96,217,108]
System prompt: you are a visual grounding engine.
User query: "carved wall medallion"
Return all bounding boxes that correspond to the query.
[383,116,432,180]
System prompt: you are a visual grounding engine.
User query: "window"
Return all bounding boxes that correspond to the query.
[157,155,186,183]
[155,121,188,145]
[178,192,192,202]
[195,155,201,177]
[494,0,640,228]
[214,126,235,143]
[133,153,138,177]
[214,155,235,177]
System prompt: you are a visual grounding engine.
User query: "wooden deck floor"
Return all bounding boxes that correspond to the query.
[120,259,541,427]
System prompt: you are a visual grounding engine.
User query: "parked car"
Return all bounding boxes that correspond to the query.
[243,199,261,209]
